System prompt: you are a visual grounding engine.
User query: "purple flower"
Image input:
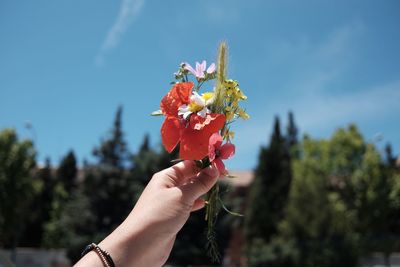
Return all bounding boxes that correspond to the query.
[206,62,216,74]
[184,60,216,79]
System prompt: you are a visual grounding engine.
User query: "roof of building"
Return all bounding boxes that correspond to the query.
[220,170,254,187]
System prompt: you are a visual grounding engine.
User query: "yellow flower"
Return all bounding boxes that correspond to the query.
[202,92,214,101]
[223,79,247,102]
[226,88,234,97]
[235,88,247,100]
[225,106,235,121]
[223,79,239,91]
[231,100,239,108]
[238,108,250,120]
[188,102,203,113]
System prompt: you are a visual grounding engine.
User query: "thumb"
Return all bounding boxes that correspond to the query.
[179,165,219,203]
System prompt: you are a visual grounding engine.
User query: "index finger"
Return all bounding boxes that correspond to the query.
[157,160,200,187]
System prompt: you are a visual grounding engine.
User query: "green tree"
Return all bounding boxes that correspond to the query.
[350,143,400,265]
[84,106,132,233]
[246,117,292,241]
[385,162,400,265]
[57,150,77,194]
[61,106,133,262]
[286,111,299,158]
[129,135,163,200]
[325,126,400,262]
[245,115,294,266]
[280,135,359,267]
[42,151,77,248]
[93,106,129,168]
[277,125,400,267]
[0,129,36,260]
[51,188,96,261]
[19,158,55,247]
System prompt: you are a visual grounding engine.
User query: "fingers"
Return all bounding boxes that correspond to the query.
[157,160,200,187]
[191,198,205,212]
[179,165,219,203]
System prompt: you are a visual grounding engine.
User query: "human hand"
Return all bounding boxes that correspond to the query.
[75,160,219,267]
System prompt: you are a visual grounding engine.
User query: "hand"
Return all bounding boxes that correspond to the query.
[75,160,219,267]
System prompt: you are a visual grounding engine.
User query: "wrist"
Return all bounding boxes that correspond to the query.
[98,217,169,267]
[98,224,141,267]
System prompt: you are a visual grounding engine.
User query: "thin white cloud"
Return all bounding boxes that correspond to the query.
[230,21,399,169]
[315,20,365,61]
[262,20,365,93]
[294,80,400,129]
[263,20,395,130]
[95,0,145,66]
[232,79,400,170]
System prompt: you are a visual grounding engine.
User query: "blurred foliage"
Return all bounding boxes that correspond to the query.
[246,115,294,243]
[64,106,135,260]
[42,152,76,248]
[246,237,297,267]
[0,129,36,249]
[1,109,399,267]
[245,113,297,266]
[19,158,55,247]
[280,131,359,267]
[245,122,400,267]
[57,150,77,195]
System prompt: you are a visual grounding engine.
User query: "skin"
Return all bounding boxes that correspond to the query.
[74,160,219,267]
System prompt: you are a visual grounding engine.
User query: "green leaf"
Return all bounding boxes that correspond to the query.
[219,198,243,217]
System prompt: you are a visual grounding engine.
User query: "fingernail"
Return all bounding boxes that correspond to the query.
[203,165,219,178]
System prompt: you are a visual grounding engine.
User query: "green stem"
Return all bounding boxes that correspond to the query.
[202,42,229,263]
[197,157,220,262]
[205,183,221,262]
[219,197,243,217]
[196,80,205,91]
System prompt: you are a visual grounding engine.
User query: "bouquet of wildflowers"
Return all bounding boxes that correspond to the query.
[152,42,249,261]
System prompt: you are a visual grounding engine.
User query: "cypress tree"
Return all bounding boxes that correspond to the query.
[286,111,299,158]
[385,143,396,168]
[42,151,78,248]
[245,116,292,242]
[57,150,77,195]
[93,106,128,168]
[84,106,132,233]
[130,134,161,191]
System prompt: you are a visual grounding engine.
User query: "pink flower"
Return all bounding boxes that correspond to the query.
[208,132,235,175]
[184,60,216,79]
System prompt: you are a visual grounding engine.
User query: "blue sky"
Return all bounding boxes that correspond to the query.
[1,0,399,170]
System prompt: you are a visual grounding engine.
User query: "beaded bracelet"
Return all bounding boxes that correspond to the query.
[81,243,116,267]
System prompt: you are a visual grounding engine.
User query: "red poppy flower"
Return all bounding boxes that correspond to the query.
[160,82,225,160]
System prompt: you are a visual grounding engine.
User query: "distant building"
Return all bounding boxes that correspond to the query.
[220,171,254,187]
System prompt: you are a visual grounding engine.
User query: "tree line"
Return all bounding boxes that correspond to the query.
[0,107,399,266]
[245,114,400,267]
